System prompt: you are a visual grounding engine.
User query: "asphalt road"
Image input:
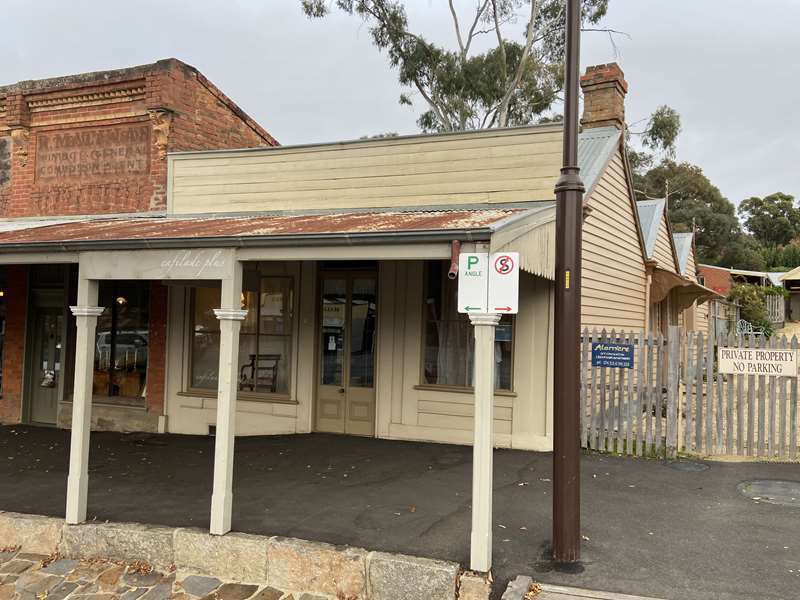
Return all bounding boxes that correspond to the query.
[1,426,799,599]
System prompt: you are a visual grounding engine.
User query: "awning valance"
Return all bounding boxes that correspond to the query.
[651,266,722,309]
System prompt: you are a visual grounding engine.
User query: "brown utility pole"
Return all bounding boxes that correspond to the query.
[552,0,585,563]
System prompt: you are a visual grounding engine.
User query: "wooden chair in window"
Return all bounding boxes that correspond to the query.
[239,354,281,393]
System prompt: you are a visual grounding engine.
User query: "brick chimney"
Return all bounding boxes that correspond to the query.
[580,63,628,130]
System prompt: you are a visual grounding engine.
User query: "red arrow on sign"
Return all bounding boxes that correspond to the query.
[494,306,512,312]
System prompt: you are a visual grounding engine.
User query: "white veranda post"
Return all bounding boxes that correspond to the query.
[469,313,501,572]
[210,262,246,535]
[66,278,104,524]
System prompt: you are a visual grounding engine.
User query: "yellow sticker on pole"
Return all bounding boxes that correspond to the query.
[565,270,571,289]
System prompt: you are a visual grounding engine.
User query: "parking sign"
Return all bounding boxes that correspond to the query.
[457,253,489,313]
[488,252,519,314]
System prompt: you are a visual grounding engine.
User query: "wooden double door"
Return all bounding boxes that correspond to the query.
[315,271,377,436]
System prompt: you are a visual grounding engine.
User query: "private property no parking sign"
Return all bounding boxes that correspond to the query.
[457,252,519,314]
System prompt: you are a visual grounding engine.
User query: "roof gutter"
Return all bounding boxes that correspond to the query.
[0,227,493,254]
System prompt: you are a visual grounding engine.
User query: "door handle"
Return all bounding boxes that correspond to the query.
[338,388,346,394]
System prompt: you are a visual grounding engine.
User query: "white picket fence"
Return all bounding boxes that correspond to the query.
[581,327,800,460]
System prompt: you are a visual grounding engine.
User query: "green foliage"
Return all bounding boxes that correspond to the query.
[719,234,766,271]
[738,192,800,248]
[301,0,608,131]
[762,241,800,271]
[728,283,774,337]
[634,160,740,264]
[640,105,681,157]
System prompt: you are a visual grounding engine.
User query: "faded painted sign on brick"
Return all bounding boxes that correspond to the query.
[35,124,150,181]
[718,346,798,376]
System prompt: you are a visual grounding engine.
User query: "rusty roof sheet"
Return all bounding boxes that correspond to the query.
[0,208,526,248]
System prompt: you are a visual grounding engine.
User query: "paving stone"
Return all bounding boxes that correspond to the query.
[200,583,259,600]
[0,584,13,600]
[72,594,118,600]
[96,564,126,591]
[268,537,366,599]
[15,571,62,595]
[67,563,116,583]
[0,576,18,586]
[0,560,34,575]
[123,569,165,588]
[297,595,327,600]
[169,593,189,600]
[47,581,81,600]
[367,551,459,600]
[139,573,176,600]
[42,559,81,576]
[0,552,16,567]
[179,575,222,597]
[248,587,283,600]
[15,554,48,563]
[120,588,149,600]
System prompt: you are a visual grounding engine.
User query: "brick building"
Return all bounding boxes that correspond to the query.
[0,58,276,427]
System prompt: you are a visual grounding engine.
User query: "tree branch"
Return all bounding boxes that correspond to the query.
[448,0,466,56]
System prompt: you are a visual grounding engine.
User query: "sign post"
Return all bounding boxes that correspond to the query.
[458,251,519,572]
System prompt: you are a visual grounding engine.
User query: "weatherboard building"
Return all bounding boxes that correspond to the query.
[0,60,714,535]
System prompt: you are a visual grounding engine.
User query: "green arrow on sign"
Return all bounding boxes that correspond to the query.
[464,306,482,311]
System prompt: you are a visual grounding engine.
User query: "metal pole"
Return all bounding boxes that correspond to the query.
[553,0,585,563]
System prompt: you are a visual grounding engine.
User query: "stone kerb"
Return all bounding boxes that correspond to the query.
[0,511,63,554]
[2,513,480,599]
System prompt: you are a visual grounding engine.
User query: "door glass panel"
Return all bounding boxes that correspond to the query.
[350,278,376,388]
[321,278,346,386]
[37,312,62,389]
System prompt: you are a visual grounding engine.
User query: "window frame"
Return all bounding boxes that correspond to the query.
[418,260,516,393]
[184,275,297,403]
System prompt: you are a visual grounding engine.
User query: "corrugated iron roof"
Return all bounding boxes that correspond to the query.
[0,208,525,249]
[673,232,693,276]
[636,199,666,260]
[578,127,621,195]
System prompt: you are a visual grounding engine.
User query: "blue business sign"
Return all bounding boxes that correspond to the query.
[591,342,635,369]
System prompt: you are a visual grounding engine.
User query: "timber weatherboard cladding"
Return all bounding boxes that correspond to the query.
[581,151,647,330]
[654,217,679,273]
[168,126,565,213]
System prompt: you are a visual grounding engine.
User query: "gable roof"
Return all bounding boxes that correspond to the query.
[577,127,621,195]
[636,199,666,260]
[673,232,694,276]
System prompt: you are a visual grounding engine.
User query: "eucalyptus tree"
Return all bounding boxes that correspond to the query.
[301,0,609,131]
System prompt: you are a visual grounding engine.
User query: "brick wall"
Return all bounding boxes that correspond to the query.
[146,282,168,416]
[0,266,28,424]
[699,265,732,296]
[0,58,276,218]
[0,59,277,424]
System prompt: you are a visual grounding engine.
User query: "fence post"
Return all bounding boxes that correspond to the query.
[667,326,681,459]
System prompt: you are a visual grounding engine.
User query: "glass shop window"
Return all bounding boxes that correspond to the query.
[93,282,150,399]
[190,276,294,397]
[422,261,513,391]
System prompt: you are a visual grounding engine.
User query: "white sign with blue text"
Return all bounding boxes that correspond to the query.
[457,252,519,314]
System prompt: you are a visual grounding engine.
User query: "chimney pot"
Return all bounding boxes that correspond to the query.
[580,62,628,130]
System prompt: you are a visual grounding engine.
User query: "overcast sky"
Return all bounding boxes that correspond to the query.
[3,0,798,205]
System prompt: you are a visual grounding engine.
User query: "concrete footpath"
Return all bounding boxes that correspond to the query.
[502,577,665,600]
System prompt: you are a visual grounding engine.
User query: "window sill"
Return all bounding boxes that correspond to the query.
[177,390,298,406]
[413,384,517,397]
